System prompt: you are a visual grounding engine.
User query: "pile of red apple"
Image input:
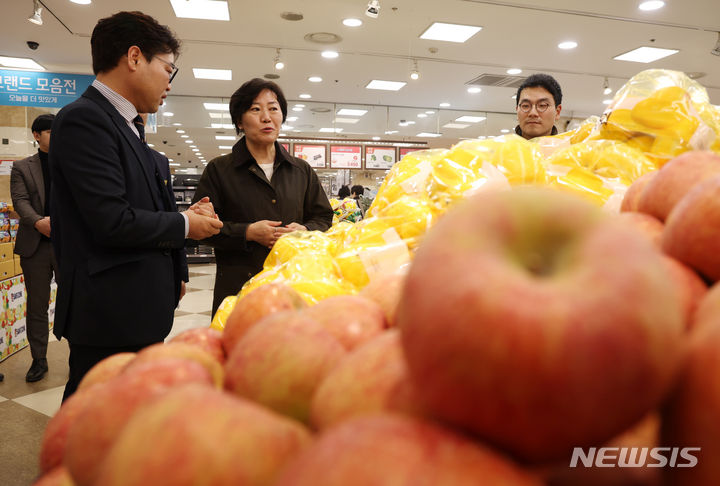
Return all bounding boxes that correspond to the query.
[34,151,720,486]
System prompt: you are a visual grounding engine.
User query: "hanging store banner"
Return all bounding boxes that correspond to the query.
[0,69,94,108]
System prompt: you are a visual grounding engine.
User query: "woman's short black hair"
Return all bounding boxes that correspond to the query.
[351,185,365,196]
[90,11,180,75]
[515,73,563,107]
[229,78,288,135]
[338,185,351,198]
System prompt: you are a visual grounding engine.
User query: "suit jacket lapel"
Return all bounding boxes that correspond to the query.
[27,153,45,210]
[82,87,162,211]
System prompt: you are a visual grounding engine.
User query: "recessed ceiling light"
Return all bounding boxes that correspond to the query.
[603,99,613,105]
[511,94,517,99]
[613,46,679,63]
[308,76,323,83]
[319,128,343,133]
[417,113,428,118]
[639,1,665,11]
[337,108,368,116]
[299,93,312,99]
[158,152,166,155]
[366,80,406,91]
[294,104,306,108]
[321,50,339,59]
[439,102,451,107]
[292,107,303,112]
[343,18,363,27]
[416,132,442,137]
[558,41,578,50]
[286,116,298,122]
[419,22,482,43]
[443,123,470,129]
[506,68,522,75]
[147,143,155,147]
[372,136,381,141]
[192,148,200,152]
[204,102,229,111]
[333,118,360,124]
[163,112,174,117]
[172,123,182,126]
[467,86,482,94]
[0,56,44,70]
[425,110,435,114]
[193,68,232,80]
[185,140,194,144]
[70,0,92,4]
[169,163,181,167]
[500,129,510,133]
[456,115,486,123]
[385,130,399,134]
[218,145,233,149]
[282,125,295,130]
[181,135,189,138]
[208,112,229,119]
[189,145,197,148]
[169,0,230,21]
[176,129,185,133]
[215,135,235,140]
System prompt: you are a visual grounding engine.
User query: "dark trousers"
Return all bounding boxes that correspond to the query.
[19,240,58,360]
[212,263,256,316]
[61,341,156,402]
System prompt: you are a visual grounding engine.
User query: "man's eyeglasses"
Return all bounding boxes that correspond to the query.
[518,101,553,113]
[156,57,179,83]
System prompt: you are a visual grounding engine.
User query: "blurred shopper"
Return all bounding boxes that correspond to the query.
[351,184,366,217]
[338,185,351,199]
[10,114,58,382]
[49,11,222,401]
[514,73,563,139]
[193,78,333,315]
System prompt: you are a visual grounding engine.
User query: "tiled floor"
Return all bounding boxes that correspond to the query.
[0,263,216,486]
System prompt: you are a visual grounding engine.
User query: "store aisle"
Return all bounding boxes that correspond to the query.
[0,263,216,486]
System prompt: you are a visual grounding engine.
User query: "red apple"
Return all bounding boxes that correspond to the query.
[616,212,664,249]
[126,342,224,387]
[621,171,657,213]
[224,311,346,423]
[33,466,74,486]
[63,359,214,486]
[637,150,720,221]
[691,282,720,330]
[39,386,105,473]
[169,327,225,364]
[274,413,543,486]
[661,313,720,485]
[303,295,386,350]
[359,271,407,328]
[95,384,312,486]
[311,330,423,430]
[661,256,708,330]
[222,283,307,357]
[399,188,686,462]
[662,175,720,282]
[76,352,136,392]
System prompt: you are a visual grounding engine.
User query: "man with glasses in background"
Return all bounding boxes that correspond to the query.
[514,73,563,139]
[49,11,222,400]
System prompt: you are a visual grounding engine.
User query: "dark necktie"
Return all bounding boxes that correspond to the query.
[133,115,146,143]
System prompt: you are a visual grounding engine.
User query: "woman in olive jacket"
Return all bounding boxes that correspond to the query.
[192,78,333,315]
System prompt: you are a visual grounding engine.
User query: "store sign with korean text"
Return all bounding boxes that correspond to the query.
[0,69,94,108]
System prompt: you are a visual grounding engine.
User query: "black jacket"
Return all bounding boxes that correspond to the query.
[49,86,187,346]
[192,137,332,308]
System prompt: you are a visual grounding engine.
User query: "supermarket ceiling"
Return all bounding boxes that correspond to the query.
[1,0,719,169]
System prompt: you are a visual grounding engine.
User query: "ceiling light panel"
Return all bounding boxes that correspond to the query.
[443,123,470,129]
[0,56,44,70]
[215,135,235,140]
[204,102,229,111]
[337,109,368,116]
[193,68,232,80]
[613,46,679,63]
[456,115,486,123]
[169,0,230,21]
[419,22,482,43]
[333,118,360,124]
[366,80,406,91]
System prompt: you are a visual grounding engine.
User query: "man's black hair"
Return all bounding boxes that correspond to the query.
[229,78,288,135]
[515,74,562,107]
[91,11,180,75]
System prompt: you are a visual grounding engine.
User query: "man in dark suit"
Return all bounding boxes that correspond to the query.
[10,114,58,382]
[49,11,223,401]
